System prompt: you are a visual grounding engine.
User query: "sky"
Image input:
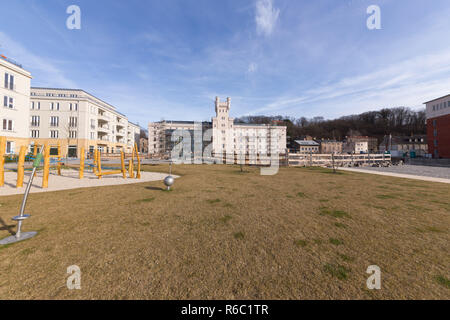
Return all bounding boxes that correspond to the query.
[0,0,449,125]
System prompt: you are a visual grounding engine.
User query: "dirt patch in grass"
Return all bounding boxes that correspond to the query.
[0,164,448,299]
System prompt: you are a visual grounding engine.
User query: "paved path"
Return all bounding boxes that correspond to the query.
[339,167,450,184]
[0,169,176,196]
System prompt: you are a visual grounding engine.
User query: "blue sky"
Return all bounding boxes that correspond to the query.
[1,0,449,125]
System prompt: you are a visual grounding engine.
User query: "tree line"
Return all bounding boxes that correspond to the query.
[235,107,426,143]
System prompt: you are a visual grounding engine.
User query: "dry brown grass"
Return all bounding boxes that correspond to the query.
[0,164,449,299]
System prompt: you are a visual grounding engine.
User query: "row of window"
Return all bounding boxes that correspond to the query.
[432,101,450,111]
[29,130,77,139]
[30,101,78,111]
[30,116,78,127]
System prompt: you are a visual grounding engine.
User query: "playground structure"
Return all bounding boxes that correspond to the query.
[0,137,142,189]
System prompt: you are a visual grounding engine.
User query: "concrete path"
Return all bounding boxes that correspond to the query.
[339,167,450,184]
[0,169,176,196]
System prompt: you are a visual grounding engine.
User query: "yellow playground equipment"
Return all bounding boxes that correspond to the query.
[0,138,142,189]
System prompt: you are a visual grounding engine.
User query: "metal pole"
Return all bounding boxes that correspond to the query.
[15,146,44,239]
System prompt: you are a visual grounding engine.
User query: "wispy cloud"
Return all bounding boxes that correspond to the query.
[255,0,280,36]
[251,47,450,117]
[0,31,77,88]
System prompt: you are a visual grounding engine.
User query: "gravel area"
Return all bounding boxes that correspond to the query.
[351,164,450,179]
[0,169,176,196]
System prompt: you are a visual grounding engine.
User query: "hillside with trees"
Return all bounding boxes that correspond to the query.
[235,107,426,143]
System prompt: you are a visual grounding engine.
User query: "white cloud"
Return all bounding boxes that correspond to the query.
[251,47,450,117]
[255,0,280,36]
[0,31,77,88]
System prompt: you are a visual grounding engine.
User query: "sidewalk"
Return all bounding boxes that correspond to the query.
[339,167,450,184]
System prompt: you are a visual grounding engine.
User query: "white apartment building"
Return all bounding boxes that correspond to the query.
[30,87,140,157]
[148,97,287,158]
[0,55,32,153]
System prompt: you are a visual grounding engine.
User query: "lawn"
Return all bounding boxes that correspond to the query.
[0,164,449,299]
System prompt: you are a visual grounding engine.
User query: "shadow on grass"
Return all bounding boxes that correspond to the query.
[145,186,164,191]
[0,217,15,236]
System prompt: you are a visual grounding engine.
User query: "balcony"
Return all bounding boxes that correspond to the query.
[116,130,125,137]
[97,113,110,122]
[98,125,109,133]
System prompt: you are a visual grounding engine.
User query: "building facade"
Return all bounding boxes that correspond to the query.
[319,140,343,154]
[343,136,377,154]
[293,140,320,153]
[424,94,450,159]
[148,97,287,159]
[1,55,32,154]
[29,88,140,157]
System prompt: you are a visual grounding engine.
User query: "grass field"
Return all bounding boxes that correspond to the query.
[0,164,449,299]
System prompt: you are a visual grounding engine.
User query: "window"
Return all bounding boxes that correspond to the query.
[2,119,13,131]
[50,130,59,138]
[31,116,40,127]
[69,117,78,128]
[3,96,13,108]
[31,101,34,109]
[4,73,14,90]
[69,131,77,139]
[30,130,39,138]
[51,102,54,110]
[6,141,14,154]
[50,116,59,127]
[90,132,96,140]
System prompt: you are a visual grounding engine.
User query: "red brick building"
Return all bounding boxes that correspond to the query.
[424,94,450,159]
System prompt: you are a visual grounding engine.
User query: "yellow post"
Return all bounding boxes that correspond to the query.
[42,144,50,188]
[128,159,134,178]
[121,151,126,179]
[16,145,26,188]
[79,147,85,179]
[135,143,141,179]
[57,142,62,176]
[97,150,102,179]
[93,149,98,174]
[0,136,5,187]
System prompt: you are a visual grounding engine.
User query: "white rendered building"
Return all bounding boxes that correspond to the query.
[148,97,287,159]
[30,87,140,157]
[0,55,32,154]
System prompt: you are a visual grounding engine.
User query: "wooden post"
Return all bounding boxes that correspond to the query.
[79,147,85,179]
[42,144,50,188]
[121,151,127,179]
[93,149,98,174]
[128,159,134,178]
[57,142,62,176]
[0,136,5,187]
[135,143,141,179]
[16,145,26,188]
[97,150,102,179]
